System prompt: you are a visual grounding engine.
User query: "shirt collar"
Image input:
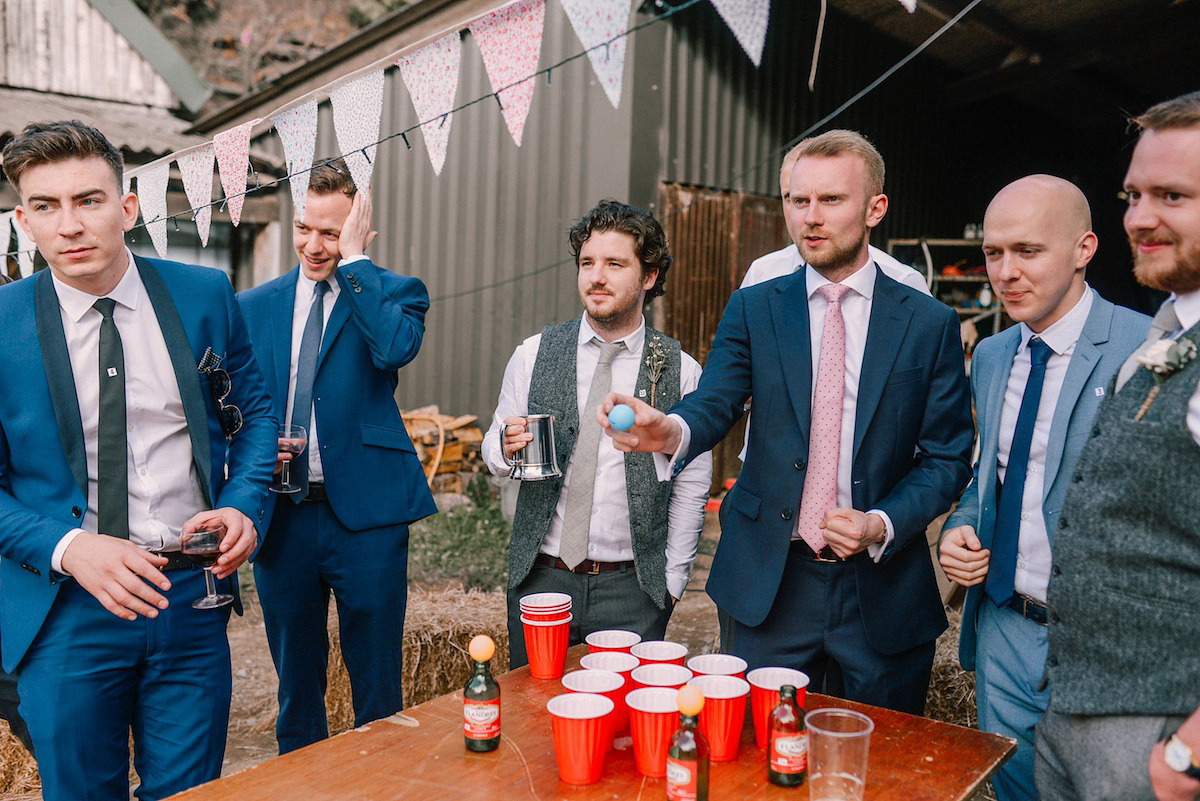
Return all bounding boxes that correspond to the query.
[1018,284,1094,356]
[52,248,142,323]
[805,260,877,302]
[297,268,340,300]
[1172,288,1200,333]
[579,314,645,354]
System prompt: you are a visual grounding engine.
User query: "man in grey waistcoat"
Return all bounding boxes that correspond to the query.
[1036,91,1200,801]
[482,199,712,668]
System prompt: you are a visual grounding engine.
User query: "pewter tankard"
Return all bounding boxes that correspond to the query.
[503,414,562,481]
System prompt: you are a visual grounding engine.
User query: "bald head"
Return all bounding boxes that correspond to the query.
[982,174,1098,333]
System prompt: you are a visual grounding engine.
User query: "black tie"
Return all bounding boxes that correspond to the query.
[290,279,329,501]
[93,298,129,539]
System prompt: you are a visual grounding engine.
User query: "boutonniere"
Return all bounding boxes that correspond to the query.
[1135,337,1197,420]
[645,336,667,406]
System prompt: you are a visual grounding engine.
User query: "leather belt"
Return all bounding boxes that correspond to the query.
[790,538,847,563]
[302,482,328,503]
[536,553,634,575]
[1000,594,1048,626]
[150,550,198,572]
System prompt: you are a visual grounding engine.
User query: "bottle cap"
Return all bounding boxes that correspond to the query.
[469,634,496,662]
[678,684,705,716]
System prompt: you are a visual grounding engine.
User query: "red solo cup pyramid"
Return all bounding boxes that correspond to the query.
[630,640,688,666]
[631,663,693,692]
[687,674,751,762]
[626,686,680,778]
[522,614,572,679]
[746,667,810,749]
[562,669,626,745]
[546,692,614,786]
[686,653,748,679]
[579,651,639,731]
[585,629,641,653]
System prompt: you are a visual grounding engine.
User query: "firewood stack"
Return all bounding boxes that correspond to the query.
[401,405,486,495]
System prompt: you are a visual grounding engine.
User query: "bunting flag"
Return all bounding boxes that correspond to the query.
[272,100,319,220]
[136,162,171,258]
[898,0,917,11]
[177,145,216,246]
[470,0,546,146]
[13,212,35,277]
[710,0,771,67]
[213,119,259,226]
[398,33,462,176]
[560,0,630,109]
[331,71,385,194]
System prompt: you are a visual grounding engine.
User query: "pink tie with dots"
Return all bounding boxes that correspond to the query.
[796,283,852,552]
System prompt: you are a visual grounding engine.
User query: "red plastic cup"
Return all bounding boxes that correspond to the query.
[686,653,748,679]
[520,608,572,622]
[520,592,571,610]
[631,663,693,692]
[747,667,810,749]
[562,669,626,743]
[579,651,639,730]
[625,687,679,778]
[630,640,688,666]
[546,692,614,786]
[687,674,750,762]
[585,629,642,653]
[522,614,572,679]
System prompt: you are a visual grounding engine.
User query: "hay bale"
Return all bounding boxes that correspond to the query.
[325,587,509,736]
[0,721,39,796]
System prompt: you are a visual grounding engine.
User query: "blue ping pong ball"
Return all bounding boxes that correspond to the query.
[609,403,636,432]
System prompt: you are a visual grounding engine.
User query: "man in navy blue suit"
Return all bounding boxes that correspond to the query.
[239,161,436,753]
[0,120,277,800]
[602,130,974,715]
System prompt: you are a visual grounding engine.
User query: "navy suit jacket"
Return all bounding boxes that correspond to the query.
[675,267,975,655]
[237,259,436,536]
[944,292,1149,670]
[0,257,277,672]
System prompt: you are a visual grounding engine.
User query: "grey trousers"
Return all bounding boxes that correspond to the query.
[1035,704,1185,801]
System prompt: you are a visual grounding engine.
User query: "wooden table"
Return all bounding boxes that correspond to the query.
[169,646,1014,800]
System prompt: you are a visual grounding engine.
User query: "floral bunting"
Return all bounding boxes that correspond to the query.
[13,212,34,277]
[710,0,771,67]
[331,71,385,194]
[470,0,546,146]
[177,145,216,246]
[136,162,171,258]
[898,0,917,11]
[272,100,319,221]
[398,33,462,175]
[560,0,631,109]
[213,119,259,226]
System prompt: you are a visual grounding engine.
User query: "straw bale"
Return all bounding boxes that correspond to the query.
[0,722,39,796]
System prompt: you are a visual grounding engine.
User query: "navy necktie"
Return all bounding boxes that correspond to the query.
[986,337,1053,606]
[93,298,130,539]
[290,280,329,501]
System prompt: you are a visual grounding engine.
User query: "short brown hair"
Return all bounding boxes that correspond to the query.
[1133,91,1200,133]
[785,130,885,197]
[2,120,124,192]
[568,199,672,302]
[308,159,356,197]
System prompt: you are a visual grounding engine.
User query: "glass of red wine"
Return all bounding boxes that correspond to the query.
[270,424,307,494]
[182,522,234,609]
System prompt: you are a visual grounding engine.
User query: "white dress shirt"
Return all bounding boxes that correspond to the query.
[482,315,712,599]
[996,287,1094,603]
[1167,288,1200,447]
[51,252,208,571]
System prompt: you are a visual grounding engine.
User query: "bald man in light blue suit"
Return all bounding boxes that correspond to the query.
[939,175,1150,801]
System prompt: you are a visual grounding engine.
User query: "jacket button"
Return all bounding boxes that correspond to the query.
[1052,565,1062,576]
[1059,518,1068,530]
[794,459,806,470]
[71,506,82,517]
[1048,656,1058,667]
[780,509,793,521]
[1073,472,1083,483]
[1091,426,1101,438]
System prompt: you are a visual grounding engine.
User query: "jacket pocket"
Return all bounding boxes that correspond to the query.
[885,366,923,388]
[726,483,761,522]
[360,423,416,452]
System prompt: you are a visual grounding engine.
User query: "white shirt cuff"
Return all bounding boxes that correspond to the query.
[651,414,692,482]
[666,571,688,601]
[51,528,86,575]
[864,509,895,563]
[339,255,369,266]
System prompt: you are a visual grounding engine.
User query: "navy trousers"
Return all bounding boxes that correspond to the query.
[724,541,935,715]
[18,571,232,801]
[254,498,409,753]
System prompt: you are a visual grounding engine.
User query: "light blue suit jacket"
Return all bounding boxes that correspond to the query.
[0,257,278,672]
[945,291,1149,670]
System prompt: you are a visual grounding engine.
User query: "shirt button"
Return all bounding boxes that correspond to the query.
[781,509,793,521]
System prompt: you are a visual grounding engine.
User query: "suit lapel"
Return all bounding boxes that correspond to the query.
[975,331,1019,548]
[1044,295,1110,493]
[34,270,88,495]
[136,257,213,503]
[271,270,299,409]
[853,274,913,457]
[768,274,812,451]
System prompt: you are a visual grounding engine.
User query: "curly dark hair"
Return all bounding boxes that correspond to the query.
[567,199,672,302]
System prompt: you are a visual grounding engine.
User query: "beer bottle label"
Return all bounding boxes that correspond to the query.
[665,757,698,801]
[770,731,808,774]
[464,698,501,739]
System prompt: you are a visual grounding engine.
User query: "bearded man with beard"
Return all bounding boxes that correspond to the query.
[598,130,974,715]
[1036,92,1200,801]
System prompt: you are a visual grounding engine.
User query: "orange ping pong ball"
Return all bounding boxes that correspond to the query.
[677,684,705,716]
[469,634,496,662]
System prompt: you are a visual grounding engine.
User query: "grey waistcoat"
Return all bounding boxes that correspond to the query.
[507,318,682,609]
[1046,324,1200,716]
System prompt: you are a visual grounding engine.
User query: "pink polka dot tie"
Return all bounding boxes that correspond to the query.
[797,283,852,552]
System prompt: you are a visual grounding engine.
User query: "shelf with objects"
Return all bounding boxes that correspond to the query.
[886,236,1010,357]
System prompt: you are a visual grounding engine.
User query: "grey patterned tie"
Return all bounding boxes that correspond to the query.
[1116,299,1179,391]
[559,339,624,569]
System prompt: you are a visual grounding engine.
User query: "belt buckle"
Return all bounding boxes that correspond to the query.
[587,561,602,575]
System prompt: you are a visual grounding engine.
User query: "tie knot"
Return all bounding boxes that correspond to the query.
[595,340,624,366]
[93,297,117,319]
[817,283,852,304]
[314,280,330,297]
[1028,337,1053,367]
